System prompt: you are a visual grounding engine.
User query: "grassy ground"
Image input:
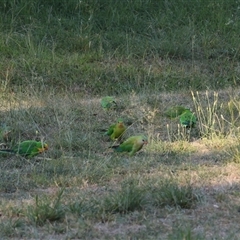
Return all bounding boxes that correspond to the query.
[1,90,240,239]
[1,1,240,239]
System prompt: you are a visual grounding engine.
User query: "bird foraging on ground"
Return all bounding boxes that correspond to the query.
[164,106,188,119]
[0,140,48,158]
[101,96,117,110]
[111,135,148,156]
[104,119,126,141]
[179,109,197,128]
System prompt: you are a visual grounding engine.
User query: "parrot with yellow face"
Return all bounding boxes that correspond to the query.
[0,140,48,158]
[111,135,148,156]
[104,119,126,141]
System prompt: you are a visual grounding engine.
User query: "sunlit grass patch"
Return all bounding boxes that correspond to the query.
[192,90,240,139]
[227,144,240,163]
[147,140,197,167]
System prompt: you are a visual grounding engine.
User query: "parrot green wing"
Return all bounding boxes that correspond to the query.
[101,96,117,110]
[0,140,48,158]
[179,110,197,128]
[112,137,135,153]
[164,106,188,119]
[104,119,126,141]
[112,135,148,156]
[13,140,48,158]
[104,124,115,136]
[129,135,148,156]
[14,141,37,156]
[110,120,126,140]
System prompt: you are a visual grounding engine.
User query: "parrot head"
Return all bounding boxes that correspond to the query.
[38,143,49,153]
[117,119,124,127]
[140,135,148,145]
[43,143,49,150]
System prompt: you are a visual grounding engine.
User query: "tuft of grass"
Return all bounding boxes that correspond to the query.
[150,180,202,209]
[192,90,240,147]
[168,226,205,240]
[226,142,240,163]
[192,90,222,138]
[100,178,146,214]
[26,189,65,226]
[68,196,101,219]
[0,218,25,238]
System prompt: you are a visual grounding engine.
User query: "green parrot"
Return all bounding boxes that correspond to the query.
[179,109,197,128]
[104,119,126,141]
[101,96,117,110]
[0,140,48,158]
[111,135,148,156]
[164,106,188,119]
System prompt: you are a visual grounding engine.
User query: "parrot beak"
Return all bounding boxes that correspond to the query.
[37,143,49,154]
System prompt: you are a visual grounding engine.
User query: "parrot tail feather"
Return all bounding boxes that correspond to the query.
[110,145,119,149]
[110,145,123,152]
[0,149,15,154]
